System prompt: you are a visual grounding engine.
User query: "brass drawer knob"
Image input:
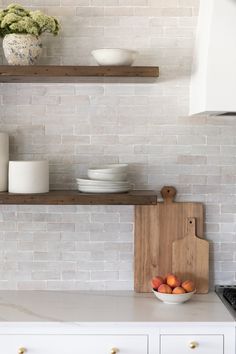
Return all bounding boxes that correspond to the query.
[18,348,27,354]
[189,342,198,349]
[110,348,119,354]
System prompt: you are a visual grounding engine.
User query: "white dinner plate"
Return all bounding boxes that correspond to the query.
[76,178,130,187]
[77,185,131,193]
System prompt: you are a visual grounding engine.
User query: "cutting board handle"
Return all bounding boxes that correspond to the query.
[161,186,177,203]
[187,217,196,237]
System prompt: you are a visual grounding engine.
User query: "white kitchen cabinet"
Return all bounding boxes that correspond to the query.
[0,328,234,354]
[160,326,235,354]
[161,334,224,354]
[0,334,148,354]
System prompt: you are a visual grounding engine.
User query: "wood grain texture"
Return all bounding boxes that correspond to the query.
[172,217,209,294]
[134,186,204,293]
[0,65,159,82]
[0,190,158,206]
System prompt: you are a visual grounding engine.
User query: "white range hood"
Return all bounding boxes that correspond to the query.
[190,0,236,115]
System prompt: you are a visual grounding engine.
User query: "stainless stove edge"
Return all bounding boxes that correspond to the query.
[215,285,236,321]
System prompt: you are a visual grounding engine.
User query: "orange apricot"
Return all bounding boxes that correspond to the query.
[172,286,186,294]
[166,274,181,288]
[151,276,164,290]
[158,284,172,294]
[182,280,195,293]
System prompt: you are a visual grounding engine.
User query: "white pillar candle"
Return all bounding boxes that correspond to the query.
[9,161,49,194]
[0,132,9,192]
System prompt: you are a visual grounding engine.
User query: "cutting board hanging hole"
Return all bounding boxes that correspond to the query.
[187,217,197,238]
[161,186,177,203]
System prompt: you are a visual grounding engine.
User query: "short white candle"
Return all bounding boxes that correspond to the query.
[9,161,49,194]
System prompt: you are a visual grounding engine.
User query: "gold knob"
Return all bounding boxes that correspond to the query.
[18,348,27,354]
[189,342,198,349]
[110,348,119,354]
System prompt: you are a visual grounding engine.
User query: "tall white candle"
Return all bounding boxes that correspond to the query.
[0,132,9,192]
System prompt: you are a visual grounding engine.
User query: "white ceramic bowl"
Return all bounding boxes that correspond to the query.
[88,170,127,181]
[152,289,196,305]
[89,164,128,174]
[91,49,138,66]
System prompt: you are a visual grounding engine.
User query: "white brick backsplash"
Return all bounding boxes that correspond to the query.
[91,271,118,280]
[0,0,235,289]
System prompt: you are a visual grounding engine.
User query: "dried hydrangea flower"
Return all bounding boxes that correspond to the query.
[0,3,60,37]
[10,17,39,36]
[30,10,59,35]
[6,3,29,16]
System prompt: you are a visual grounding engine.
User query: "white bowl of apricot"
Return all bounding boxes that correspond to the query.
[151,273,196,304]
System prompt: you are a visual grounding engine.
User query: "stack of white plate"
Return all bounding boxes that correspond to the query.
[77,164,131,193]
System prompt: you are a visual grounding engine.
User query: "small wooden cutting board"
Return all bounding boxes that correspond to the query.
[134,186,204,293]
[172,217,209,294]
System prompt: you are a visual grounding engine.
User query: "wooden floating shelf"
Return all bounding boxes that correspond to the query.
[0,65,159,82]
[0,190,158,206]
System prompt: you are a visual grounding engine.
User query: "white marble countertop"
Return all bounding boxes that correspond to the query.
[0,291,233,325]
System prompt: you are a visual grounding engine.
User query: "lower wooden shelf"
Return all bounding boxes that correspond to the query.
[0,190,157,205]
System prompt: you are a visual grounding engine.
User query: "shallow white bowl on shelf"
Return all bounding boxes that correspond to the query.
[152,289,196,305]
[88,170,127,181]
[89,164,128,174]
[91,49,138,66]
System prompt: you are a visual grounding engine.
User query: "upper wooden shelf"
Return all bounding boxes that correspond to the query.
[0,65,159,83]
[0,190,157,205]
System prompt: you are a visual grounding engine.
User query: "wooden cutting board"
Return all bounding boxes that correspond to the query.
[134,186,204,293]
[172,217,209,294]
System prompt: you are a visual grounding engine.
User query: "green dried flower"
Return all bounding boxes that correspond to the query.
[30,10,59,35]
[0,11,5,22]
[1,13,22,28]
[10,17,39,36]
[7,3,29,17]
[0,3,60,37]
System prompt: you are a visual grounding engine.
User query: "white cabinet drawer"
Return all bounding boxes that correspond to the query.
[161,335,224,354]
[0,334,148,354]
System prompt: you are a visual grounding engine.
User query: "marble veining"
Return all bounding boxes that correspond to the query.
[0,301,61,322]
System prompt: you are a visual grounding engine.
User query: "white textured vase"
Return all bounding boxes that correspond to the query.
[0,132,9,192]
[9,161,49,194]
[3,34,42,65]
